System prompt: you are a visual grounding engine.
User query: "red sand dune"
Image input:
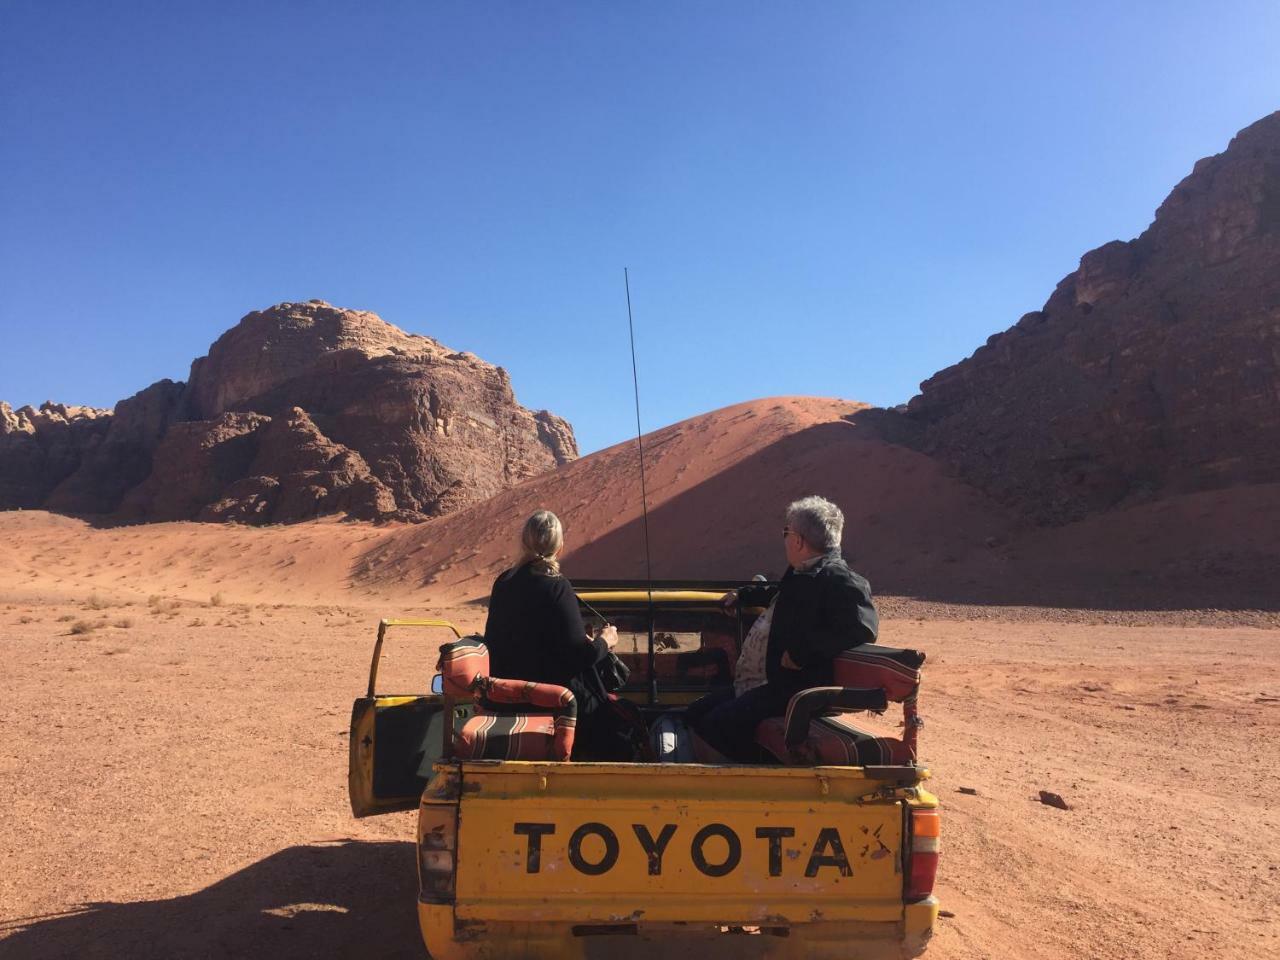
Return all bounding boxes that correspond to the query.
[362,396,1280,613]
[359,397,1014,600]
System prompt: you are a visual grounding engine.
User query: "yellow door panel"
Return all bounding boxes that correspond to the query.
[349,695,448,816]
[349,618,463,817]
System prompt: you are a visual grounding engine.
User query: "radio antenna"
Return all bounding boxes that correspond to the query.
[624,268,658,705]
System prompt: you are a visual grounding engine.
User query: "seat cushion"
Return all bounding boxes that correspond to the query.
[439,635,489,697]
[482,677,576,711]
[833,644,924,702]
[756,712,914,766]
[478,678,576,760]
[457,712,558,760]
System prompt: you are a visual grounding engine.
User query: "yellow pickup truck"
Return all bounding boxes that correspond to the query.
[348,583,939,959]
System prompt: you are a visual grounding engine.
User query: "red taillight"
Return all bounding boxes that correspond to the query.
[418,801,458,903]
[906,808,940,902]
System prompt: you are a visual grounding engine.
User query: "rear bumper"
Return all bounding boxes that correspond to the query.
[419,897,938,960]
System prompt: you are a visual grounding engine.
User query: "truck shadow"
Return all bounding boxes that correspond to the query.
[0,840,423,960]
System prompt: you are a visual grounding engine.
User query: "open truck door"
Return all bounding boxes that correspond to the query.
[348,618,462,817]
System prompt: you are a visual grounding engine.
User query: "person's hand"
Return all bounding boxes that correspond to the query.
[780,651,801,671]
[720,589,738,615]
[600,624,619,651]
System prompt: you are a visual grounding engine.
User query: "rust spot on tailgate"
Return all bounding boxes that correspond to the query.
[454,919,487,942]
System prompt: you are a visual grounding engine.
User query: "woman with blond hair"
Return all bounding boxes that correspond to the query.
[483,510,630,760]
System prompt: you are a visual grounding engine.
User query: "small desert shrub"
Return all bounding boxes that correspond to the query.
[56,614,76,623]
[148,595,179,614]
[113,618,134,629]
[69,620,95,636]
[209,592,225,607]
[85,594,111,610]
[18,615,34,624]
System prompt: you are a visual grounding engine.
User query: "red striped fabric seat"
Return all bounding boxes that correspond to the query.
[833,644,923,701]
[457,712,561,761]
[437,636,577,762]
[756,712,915,766]
[756,643,925,767]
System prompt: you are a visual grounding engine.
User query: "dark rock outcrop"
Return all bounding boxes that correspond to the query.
[0,402,112,508]
[1,301,578,524]
[179,300,577,519]
[44,379,185,515]
[119,412,270,522]
[197,407,398,524]
[903,111,1280,523]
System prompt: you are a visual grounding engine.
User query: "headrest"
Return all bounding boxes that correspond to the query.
[438,635,489,697]
[833,643,925,702]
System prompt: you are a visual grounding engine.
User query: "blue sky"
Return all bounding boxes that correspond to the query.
[2,2,1278,454]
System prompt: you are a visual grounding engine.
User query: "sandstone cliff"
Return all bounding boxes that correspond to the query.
[0,301,577,524]
[0,402,112,509]
[902,111,1280,523]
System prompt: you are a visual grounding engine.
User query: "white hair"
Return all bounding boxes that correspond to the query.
[785,495,844,552]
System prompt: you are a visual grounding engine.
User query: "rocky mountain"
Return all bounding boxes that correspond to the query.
[900,111,1280,524]
[0,301,577,524]
[0,402,113,509]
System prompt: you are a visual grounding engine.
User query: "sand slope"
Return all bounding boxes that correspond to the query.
[0,509,392,608]
[358,395,1280,613]
[4,396,1277,618]
[362,396,1017,601]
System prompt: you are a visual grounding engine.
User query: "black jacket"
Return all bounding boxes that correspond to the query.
[739,552,879,688]
[483,562,607,688]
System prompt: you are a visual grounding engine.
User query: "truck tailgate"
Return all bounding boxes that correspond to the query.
[451,762,910,925]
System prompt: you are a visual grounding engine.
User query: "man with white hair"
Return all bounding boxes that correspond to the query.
[688,495,879,763]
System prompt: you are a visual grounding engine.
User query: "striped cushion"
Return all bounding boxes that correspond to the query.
[756,713,914,766]
[439,635,490,697]
[482,677,576,711]
[833,644,925,702]
[438,636,577,761]
[478,677,577,760]
[755,643,926,767]
[457,713,560,761]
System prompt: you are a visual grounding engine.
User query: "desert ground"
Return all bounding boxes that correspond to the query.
[1,508,1277,960]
